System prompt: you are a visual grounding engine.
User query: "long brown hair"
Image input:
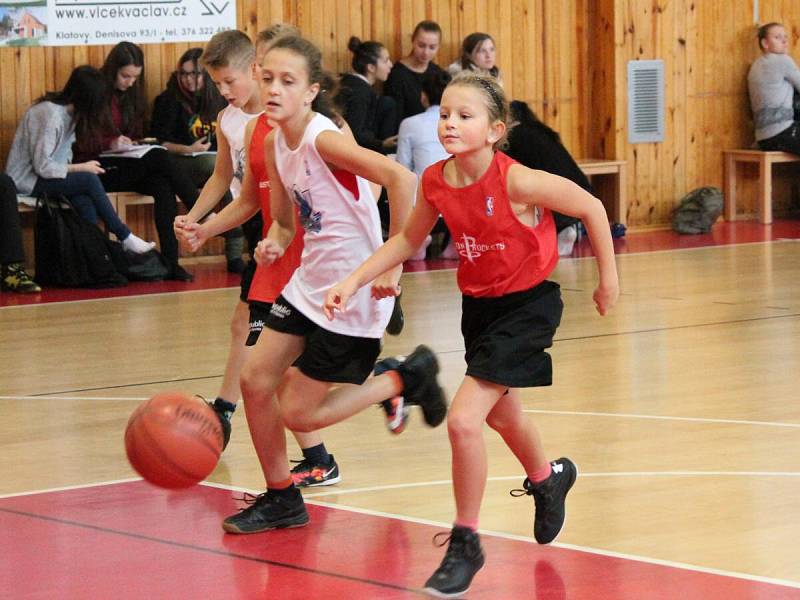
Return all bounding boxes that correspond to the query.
[165,48,226,124]
[101,41,147,138]
[38,65,111,157]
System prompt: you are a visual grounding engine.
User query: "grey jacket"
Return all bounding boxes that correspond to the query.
[747,53,800,141]
[5,101,75,195]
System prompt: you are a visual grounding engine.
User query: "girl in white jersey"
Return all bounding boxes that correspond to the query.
[220,35,448,535]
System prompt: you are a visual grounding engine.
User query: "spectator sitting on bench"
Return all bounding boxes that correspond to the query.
[73,41,199,281]
[748,22,800,154]
[505,100,595,256]
[4,66,154,262]
[0,173,40,293]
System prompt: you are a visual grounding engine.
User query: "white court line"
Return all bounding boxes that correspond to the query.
[3,477,798,590]
[0,478,141,499]
[522,408,800,429]
[0,395,147,401]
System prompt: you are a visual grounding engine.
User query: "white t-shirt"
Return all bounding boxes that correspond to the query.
[218,105,262,197]
[274,113,393,338]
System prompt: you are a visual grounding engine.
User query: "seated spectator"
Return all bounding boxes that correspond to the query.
[748,22,800,153]
[336,37,399,154]
[448,32,503,86]
[396,70,452,261]
[73,41,199,281]
[384,20,445,123]
[0,173,40,293]
[506,100,595,255]
[4,66,154,258]
[396,70,452,178]
[150,47,245,273]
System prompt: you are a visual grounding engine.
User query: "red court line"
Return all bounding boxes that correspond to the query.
[0,482,797,599]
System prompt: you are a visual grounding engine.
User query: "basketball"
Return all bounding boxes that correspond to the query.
[124,392,223,489]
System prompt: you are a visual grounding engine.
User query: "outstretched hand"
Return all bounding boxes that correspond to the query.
[254,238,284,266]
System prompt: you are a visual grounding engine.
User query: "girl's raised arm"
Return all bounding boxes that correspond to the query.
[324,185,440,319]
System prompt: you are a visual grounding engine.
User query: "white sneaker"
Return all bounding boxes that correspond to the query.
[557,225,578,256]
[122,233,156,254]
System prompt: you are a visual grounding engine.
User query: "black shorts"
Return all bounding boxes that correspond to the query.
[239,259,257,302]
[246,301,272,346]
[265,295,381,384]
[461,280,563,388]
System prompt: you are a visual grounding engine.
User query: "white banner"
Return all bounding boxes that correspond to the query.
[0,0,237,47]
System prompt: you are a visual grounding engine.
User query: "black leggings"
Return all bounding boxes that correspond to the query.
[0,173,24,265]
[758,122,800,155]
[99,148,199,263]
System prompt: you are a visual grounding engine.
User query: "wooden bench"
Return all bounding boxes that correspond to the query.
[576,158,628,225]
[722,149,800,224]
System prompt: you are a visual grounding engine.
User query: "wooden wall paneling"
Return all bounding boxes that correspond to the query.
[0,48,14,161]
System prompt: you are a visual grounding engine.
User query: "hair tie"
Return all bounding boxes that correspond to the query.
[477,77,502,115]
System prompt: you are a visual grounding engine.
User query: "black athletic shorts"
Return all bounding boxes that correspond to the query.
[461,280,563,388]
[265,295,381,384]
[239,259,257,302]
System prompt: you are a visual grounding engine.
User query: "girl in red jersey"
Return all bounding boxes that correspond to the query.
[325,71,619,597]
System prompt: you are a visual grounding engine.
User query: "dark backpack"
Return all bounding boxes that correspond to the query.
[34,195,128,288]
[107,242,170,281]
[671,187,724,234]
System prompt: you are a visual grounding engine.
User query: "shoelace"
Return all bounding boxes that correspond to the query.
[235,491,268,511]
[509,483,534,498]
[434,532,466,568]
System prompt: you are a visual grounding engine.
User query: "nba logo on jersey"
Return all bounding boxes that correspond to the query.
[485,196,494,216]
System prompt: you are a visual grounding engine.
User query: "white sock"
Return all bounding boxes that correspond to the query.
[122,233,156,254]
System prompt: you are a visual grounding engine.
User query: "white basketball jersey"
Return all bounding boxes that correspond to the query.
[218,105,262,198]
[274,113,393,338]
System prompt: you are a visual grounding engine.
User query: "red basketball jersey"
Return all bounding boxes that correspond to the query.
[247,114,304,303]
[421,151,558,297]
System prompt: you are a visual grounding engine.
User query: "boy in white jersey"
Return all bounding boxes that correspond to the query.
[174,28,340,487]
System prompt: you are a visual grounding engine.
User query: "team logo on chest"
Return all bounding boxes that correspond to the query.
[291,186,322,233]
[485,196,494,216]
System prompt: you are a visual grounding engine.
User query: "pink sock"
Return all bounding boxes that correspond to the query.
[528,461,552,484]
[454,519,479,532]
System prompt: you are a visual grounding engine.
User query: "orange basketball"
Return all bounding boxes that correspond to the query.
[124,392,223,489]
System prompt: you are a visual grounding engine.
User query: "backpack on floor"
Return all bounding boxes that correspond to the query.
[671,187,724,234]
[34,194,128,288]
[107,242,170,281]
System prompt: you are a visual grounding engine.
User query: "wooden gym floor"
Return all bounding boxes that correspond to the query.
[1,222,799,598]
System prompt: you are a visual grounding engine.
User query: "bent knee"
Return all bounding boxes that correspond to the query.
[281,405,316,433]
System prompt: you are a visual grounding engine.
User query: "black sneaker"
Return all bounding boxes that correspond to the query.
[373,356,409,434]
[290,455,341,487]
[395,345,447,427]
[510,457,578,544]
[207,398,233,450]
[424,526,485,598]
[385,291,404,335]
[222,488,309,534]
